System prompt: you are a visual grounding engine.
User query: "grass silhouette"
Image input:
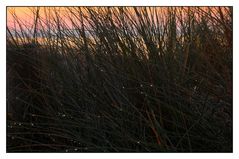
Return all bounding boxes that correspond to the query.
[7,7,232,152]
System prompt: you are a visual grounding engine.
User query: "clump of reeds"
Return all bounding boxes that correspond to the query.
[7,7,232,152]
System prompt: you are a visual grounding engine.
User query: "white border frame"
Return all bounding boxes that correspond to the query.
[1,1,238,159]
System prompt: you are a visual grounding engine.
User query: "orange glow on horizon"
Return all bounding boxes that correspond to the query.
[7,7,231,32]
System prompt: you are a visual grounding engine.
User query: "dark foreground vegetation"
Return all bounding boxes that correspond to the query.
[7,7,232,152]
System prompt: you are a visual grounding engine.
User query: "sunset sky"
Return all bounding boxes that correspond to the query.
[7,6,230,37]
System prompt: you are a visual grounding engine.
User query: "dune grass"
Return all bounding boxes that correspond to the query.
[7,7,232,152]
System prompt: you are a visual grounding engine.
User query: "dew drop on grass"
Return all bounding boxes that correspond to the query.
[193,86,197,90]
